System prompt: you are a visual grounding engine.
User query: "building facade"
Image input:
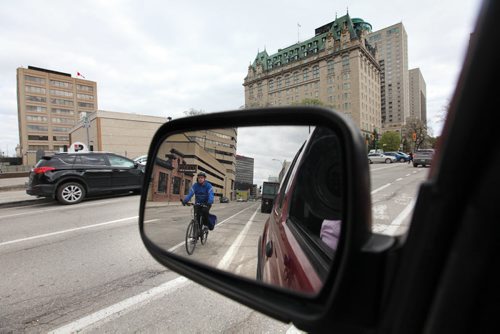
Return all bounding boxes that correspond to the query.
[235,154,254,188]
[243,14,382,137]
[70,110,167,159]
[16,66,98,165]
[367,23,410,133]
[409,68,427,123]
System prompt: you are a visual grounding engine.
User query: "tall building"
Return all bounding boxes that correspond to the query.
[409,68,427,124]
[367,23,410,133]
[235,154,254,188]
[16,66,98,165]
[243,13,382,137]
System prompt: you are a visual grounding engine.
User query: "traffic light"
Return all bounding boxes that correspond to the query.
[412,132,417,141]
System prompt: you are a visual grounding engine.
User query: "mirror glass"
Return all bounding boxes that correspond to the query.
[143,125,344,295]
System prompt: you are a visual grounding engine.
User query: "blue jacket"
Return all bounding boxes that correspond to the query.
[184,181,214,205]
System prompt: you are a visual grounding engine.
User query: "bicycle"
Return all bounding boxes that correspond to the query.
[183,202,209,255]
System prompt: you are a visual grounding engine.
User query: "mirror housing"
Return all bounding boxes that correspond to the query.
[139,106,397,331]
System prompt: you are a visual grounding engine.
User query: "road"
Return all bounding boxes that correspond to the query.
[0,163,428,333]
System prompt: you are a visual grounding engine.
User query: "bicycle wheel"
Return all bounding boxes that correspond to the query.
[185,220,197,255]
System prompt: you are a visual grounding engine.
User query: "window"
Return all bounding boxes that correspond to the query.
[303,68,309,81]
[25,75,46,84]
[173,177,181,195]
[342,55,350,69]
[108,154,135,168]
[77,84,93,92]
[25,86,46,94]
[293,71,299,83]
[26,95,47,103]
[277,77,282,89]
[313,66,319,79]
[52,127,71,132]
[27,125,48,132]
[50,80,72,89]
[184,179,191,195]
[75,155,108,166]
[285,75,290,87]
[28,145,49,150]
[327,61,334,74]
[269,79,274,90]
[26,115,48,122]
[78,102,94,108]
[28,135,48,141]
[51,98,74,106]
[26,105,47,113]
[77,93,94,100]
[53,136,69,141]
[51,118,75,125]
[51,108,74,115]
[50,89,73,97]
[158,172,167,193]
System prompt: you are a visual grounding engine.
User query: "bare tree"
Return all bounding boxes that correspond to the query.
[402,118,428,151]
[183,108,205,116]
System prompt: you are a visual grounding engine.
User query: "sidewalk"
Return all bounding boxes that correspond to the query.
[0,177,47,207]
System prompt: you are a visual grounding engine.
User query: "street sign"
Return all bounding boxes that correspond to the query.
[68,142,89,153]
[178,164,197,173]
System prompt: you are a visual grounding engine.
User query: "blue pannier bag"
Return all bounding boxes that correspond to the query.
[208,214,217,230]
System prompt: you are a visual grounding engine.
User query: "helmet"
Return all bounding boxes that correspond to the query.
[197,171,206,177]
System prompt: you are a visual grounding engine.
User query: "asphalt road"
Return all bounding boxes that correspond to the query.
[0,163,429,333]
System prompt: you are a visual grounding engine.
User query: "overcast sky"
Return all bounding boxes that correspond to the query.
[0,0,482,157]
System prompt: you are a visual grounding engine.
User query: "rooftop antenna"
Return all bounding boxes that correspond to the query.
[297,22,301,43]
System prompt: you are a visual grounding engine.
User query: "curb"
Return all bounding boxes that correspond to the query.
[0,185,27,192]
[0,198,50,209]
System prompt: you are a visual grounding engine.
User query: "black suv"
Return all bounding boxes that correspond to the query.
[26,152,144,205]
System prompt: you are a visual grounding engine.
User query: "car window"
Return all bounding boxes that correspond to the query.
[108,155,135,168]
[287,127,343,277]
[75,154,108,166]
[278,141,305,209]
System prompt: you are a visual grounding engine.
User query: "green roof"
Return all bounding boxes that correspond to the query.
[251,14,373,72]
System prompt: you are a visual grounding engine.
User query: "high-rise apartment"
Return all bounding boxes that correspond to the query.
[243,14,382,137]
[17,66,98,165]
[367,23,409,133]
[235,154,254,189]
[409,68,427,123]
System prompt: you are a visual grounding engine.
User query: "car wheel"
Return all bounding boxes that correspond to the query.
[413,163,418,167]
[57,182,86,205]
[368,159,372,164]
[385,158,392,163]
[400,158,405,162]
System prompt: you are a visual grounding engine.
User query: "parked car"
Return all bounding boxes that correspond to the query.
[384,151,409,162]
[367,152,396,164]
[138,2,498,333]
[219,196,229,203]
[133,154,148,165]
[26,152,144,204]
[412,148,435,167]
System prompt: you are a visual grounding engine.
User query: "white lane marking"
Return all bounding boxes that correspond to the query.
[378,199,416,235]
[371,183,391,195]
[48,276,189,334]
[167,204,258,252]
[406,174,411,177]
[0,216,137,247]
[287,325,307,333]
[396,178,403,182]
[217,206,259,270]
[0,197,133,220]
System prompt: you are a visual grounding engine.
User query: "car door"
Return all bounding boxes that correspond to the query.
[107,154,143,190]
[74,154,113,193]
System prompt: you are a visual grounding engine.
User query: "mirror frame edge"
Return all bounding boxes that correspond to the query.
[138,106,374,329]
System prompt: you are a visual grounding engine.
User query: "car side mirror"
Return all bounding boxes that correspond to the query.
[138,107,395,330]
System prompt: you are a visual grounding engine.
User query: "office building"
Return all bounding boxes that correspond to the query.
[409,68,427,123]
[243,13,382,137]
[17,66,98,165]
[235,154,254,189]
[367,23,410,133]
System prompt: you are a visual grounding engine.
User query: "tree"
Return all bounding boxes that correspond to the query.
[402,118,428,151]
[379,131,401,151]
[183,108,205,116]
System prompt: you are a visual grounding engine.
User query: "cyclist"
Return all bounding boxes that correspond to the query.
[181,171,214,231]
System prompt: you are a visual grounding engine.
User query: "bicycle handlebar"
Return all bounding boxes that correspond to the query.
[181,200,210,207]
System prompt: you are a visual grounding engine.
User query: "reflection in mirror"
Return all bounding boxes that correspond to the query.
[143,125,343,295]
